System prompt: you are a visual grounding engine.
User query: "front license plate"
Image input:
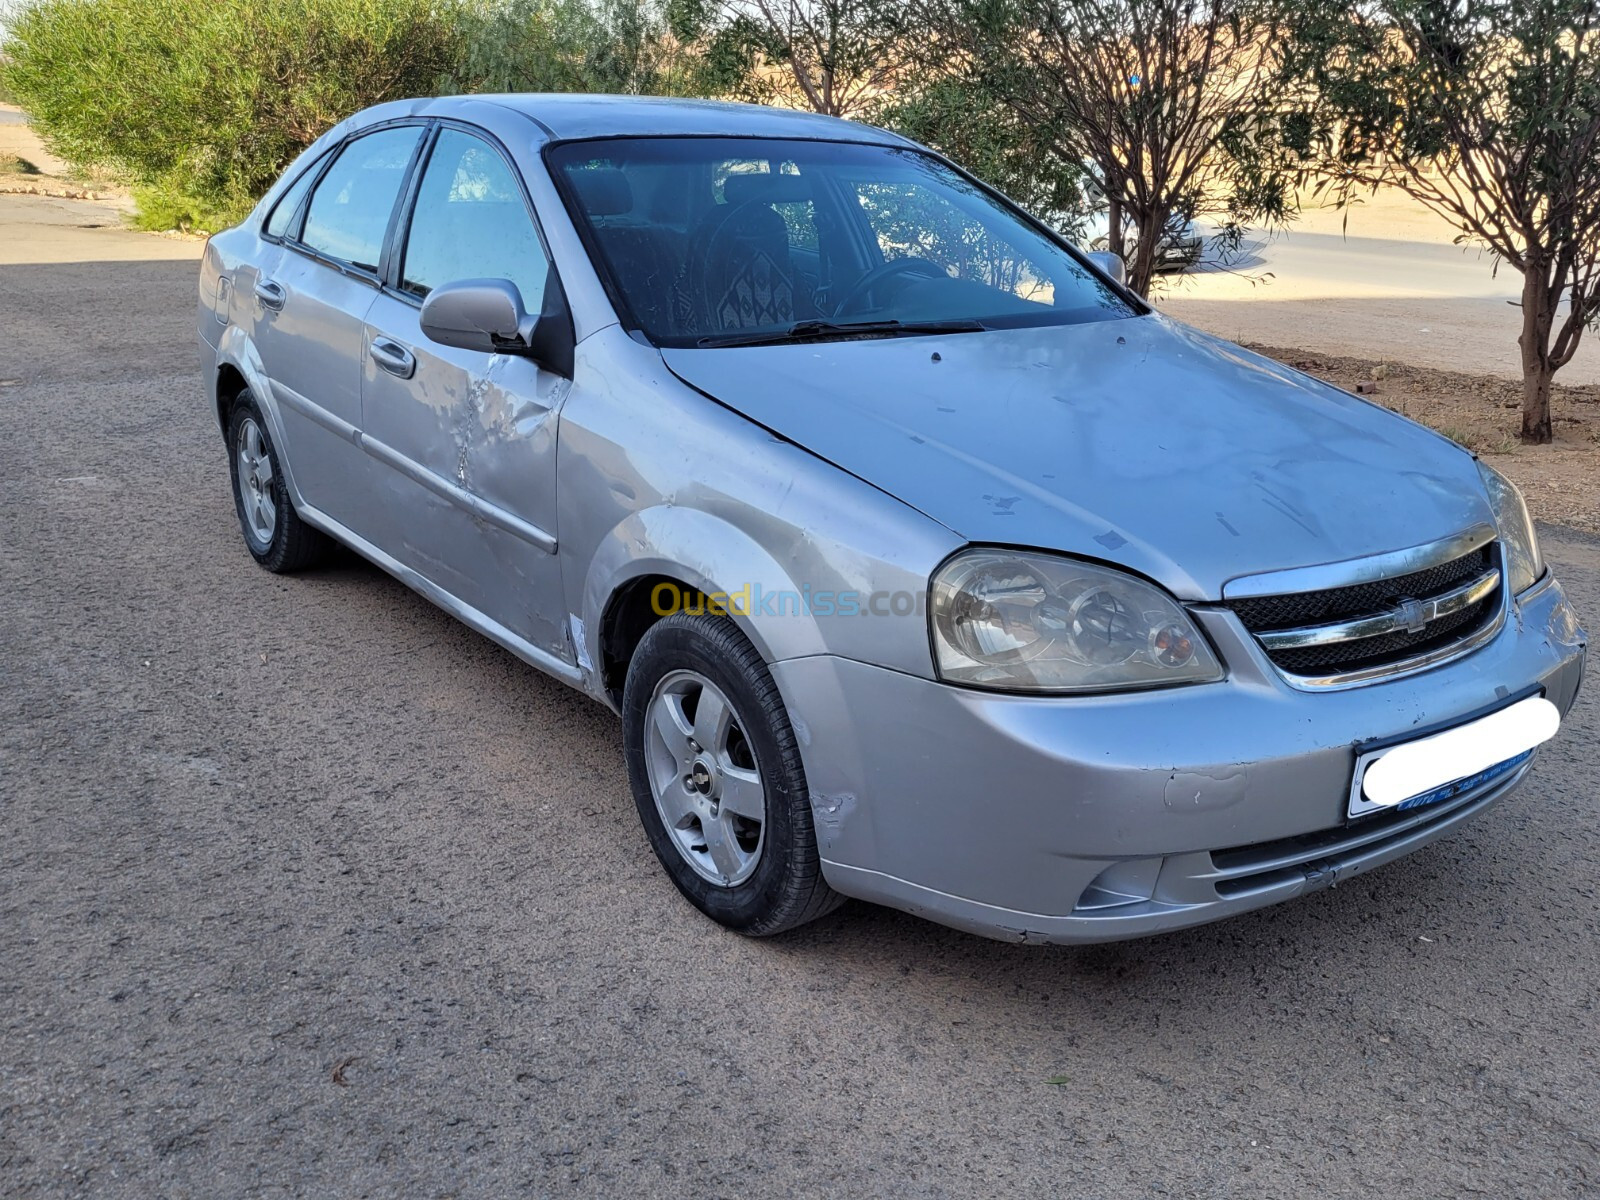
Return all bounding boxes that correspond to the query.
[1347,695,1559,820]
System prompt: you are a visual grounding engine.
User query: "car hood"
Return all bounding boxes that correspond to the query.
[660,314,1492,600]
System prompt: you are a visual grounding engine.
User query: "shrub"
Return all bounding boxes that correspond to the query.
[0,0,467,230]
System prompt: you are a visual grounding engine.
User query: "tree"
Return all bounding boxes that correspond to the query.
[1288,0,1600,444]
[672,0,903,116]
[911,0,1307,296]
[871,67,1085,233]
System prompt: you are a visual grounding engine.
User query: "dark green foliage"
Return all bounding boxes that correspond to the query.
[0,0,713,230]
[447,0,715,96]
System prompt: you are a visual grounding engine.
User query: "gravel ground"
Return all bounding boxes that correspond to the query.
[2,200,1598,1198]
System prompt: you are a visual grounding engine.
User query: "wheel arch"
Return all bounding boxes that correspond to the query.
[584,507,832,710]
[211,328,308,509]
[214,362,248,435]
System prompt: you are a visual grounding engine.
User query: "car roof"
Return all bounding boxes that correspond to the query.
[422,93,912,146]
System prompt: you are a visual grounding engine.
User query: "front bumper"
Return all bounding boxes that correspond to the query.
[771,573,1585,944]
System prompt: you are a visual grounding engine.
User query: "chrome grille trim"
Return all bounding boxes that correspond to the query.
[1221,523,1497,601]
[1256,566,1500,651]
[1272,604,1506,690]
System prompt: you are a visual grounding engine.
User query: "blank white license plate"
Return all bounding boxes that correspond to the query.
[1347,695,1559,819]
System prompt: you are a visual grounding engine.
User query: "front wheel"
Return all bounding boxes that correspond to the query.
[622,612,842,936]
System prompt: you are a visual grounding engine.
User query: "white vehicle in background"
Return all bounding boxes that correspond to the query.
[1077,170,1204,272]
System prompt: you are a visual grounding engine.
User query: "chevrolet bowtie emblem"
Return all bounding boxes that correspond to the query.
[1395,597,1429,633]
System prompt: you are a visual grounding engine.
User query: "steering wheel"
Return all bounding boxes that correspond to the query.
[834,257,948,315]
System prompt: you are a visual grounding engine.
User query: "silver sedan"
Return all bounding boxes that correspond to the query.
[197,95,1586,944]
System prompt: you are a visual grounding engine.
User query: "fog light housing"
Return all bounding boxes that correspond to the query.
[1073,858,1163,912]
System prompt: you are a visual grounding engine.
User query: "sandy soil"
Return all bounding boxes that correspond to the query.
[0,101,130,210]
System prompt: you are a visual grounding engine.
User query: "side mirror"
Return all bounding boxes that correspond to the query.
[419,278,538,355]
[1086,250,1126,286]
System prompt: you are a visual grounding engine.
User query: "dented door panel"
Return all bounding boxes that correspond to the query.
[359,290,570,662]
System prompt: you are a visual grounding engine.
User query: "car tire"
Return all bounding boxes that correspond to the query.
[622,611,843,936]
[226,393,331,573]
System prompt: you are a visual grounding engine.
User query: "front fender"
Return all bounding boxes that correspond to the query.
[579,505,831,676]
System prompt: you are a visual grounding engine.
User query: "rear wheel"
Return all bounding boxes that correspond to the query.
[622,611,842,935]
[226,393,331,573]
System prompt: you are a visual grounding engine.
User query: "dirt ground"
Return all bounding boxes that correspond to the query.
[6,188,1600,1200]
[0,103,127,207]
[1159,186,1600,389]
[1254,345,1600,534]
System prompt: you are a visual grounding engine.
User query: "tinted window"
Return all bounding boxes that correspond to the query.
[301,126,422,272]
[264,151,327,240]
[551,137,1132,347]
[401,129,549,307]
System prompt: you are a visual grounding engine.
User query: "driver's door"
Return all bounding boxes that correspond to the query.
[360,125,572,663]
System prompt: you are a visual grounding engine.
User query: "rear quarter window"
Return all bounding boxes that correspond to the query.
[263,151,328,240]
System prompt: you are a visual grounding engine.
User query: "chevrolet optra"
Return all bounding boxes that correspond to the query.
[198,95,1586,943]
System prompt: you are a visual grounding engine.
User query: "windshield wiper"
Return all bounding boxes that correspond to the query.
[695,317,986,349]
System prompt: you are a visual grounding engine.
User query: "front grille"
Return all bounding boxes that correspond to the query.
[1229,544,1491,630]
[1226,542,1500,681]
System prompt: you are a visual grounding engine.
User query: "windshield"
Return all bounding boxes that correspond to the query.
[548,137,1134,347]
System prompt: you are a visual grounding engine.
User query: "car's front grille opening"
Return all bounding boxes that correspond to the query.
[1225,542,1500,681]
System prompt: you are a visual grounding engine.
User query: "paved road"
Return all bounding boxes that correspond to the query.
[1166,217,1600,387]
[3,199,1598,1198]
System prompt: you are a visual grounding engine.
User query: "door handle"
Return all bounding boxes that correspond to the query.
[369,337,417,380]
[254,278,286,311]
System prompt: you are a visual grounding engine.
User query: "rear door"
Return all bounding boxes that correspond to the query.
[359,125,571,662]
[247,124,424,532]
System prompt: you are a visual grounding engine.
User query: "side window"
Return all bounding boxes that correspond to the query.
[400,129,550,308]
[300,126,423,273]
[263,151,326,240]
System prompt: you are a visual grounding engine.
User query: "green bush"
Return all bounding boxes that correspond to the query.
[0,0,467,230]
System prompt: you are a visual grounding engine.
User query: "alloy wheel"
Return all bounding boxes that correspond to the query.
[643,669,767,886]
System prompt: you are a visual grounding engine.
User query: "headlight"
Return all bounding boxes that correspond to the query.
[930,549,1224,692]
[1477,462,1543,594]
